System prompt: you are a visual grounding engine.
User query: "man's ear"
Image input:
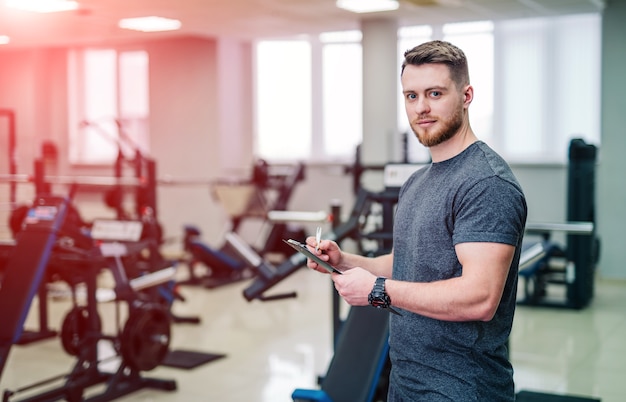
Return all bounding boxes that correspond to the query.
[463,85,474,107]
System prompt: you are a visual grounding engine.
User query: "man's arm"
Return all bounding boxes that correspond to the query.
[306,237,394,278]
[386,242,515,321]
[332,241,515,322]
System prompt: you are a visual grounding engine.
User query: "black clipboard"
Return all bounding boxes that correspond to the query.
[283,239,342,274]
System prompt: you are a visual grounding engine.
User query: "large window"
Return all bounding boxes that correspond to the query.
[495,13,601,162]
[255,40,312,161]
[255,12,601,164]
[68,49,150,165]
[255,34,361,162]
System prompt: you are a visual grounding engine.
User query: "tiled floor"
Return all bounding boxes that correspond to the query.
[2,267,625,401]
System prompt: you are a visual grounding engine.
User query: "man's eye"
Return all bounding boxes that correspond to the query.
[430,91,441,97]
[407,93,416,100]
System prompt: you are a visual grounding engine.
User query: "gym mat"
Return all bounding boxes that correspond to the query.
[516,390,601,402]
[161,349,226,370]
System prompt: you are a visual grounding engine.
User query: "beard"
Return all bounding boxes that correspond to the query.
[410,105,464,148]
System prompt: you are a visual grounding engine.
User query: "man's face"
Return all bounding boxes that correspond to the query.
[401,63,467,148]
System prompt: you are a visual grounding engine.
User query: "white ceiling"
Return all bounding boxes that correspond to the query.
[0,0,604,48]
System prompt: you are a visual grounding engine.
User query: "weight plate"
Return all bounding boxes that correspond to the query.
[60,306,101,356]
[121,302,171,371]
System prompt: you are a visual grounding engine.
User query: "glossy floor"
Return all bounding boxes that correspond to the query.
[2,270,625,402]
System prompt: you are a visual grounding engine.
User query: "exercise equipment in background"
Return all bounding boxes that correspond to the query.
[291,306,390,402]
[0,198,91,346]
[518,139,600,309]
[181,160,307,289]
[0,194,180,401]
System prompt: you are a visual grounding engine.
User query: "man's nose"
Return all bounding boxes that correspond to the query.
[413,97,429,115]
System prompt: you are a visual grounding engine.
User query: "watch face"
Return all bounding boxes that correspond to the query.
[369,292,389,308]
[371,298,385,307]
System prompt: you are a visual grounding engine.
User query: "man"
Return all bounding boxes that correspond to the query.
[307,40,527,401]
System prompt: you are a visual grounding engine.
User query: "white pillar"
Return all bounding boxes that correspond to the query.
[360,18,399,191]
[217,38,254,176]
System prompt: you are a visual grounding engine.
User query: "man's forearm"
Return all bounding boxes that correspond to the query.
[339,252,393,278]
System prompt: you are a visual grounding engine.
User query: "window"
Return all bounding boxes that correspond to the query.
[255,33,362,162]
[68,49,149,165]
[254,40,312,161]
[495,13,601,162]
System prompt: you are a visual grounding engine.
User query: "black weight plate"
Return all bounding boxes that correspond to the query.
[121,302,171,371]
[60,306,101,356]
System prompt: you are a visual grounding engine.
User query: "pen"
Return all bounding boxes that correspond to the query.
[315,226,322,252]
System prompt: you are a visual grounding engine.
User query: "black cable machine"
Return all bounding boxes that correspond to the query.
[518,138,600,309]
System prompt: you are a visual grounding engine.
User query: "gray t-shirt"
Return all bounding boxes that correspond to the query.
[388,141,527,401]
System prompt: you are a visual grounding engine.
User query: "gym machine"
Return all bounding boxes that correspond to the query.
[0,194,178,401]
[291,306,391,402]
[518,139,600,309]
[34,140,196,316]
[181,159,307,289]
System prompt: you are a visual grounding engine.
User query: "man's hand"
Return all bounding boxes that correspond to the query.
[331,267,376,306]
[304,236,343,274]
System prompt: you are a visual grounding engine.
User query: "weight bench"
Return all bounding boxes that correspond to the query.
[518,222,595,308]
[224,232,297,301]
[181,225,251,289]
[291,306,390,402]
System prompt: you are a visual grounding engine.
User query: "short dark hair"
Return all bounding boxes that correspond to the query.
[401,40,469,89]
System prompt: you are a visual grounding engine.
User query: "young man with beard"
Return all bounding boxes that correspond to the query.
[306,40,527,401]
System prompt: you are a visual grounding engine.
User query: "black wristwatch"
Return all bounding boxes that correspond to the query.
[368,277,402,316]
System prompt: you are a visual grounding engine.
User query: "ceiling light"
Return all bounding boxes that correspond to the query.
[0,35,10,45]
[336,0,399,13]
[118,16,182,33]
[4,0,79,13]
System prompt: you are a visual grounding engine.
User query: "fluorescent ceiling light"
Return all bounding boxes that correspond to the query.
[118,16,182,33]
[0,35,10,45]
[336,0,399,13]
[4,0,79,13]
[319,30,362,43]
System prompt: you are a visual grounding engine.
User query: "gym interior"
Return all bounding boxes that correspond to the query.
[1,1,625,402]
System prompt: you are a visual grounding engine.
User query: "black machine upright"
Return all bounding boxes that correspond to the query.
[518,138,600,309]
